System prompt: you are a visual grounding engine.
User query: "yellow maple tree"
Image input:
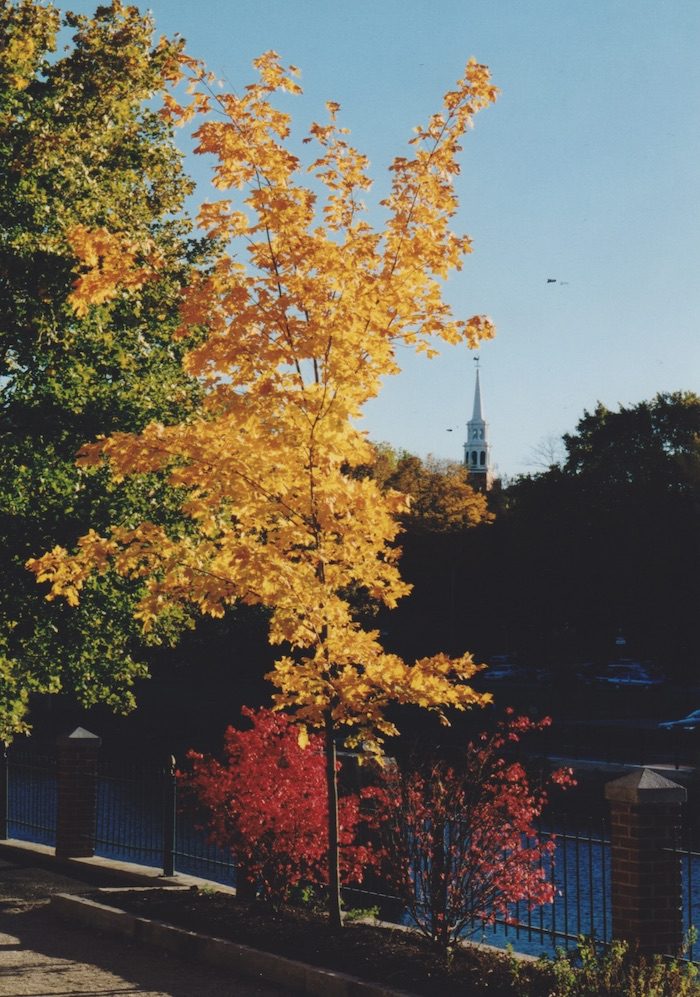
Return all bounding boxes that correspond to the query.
[29,50,497,926]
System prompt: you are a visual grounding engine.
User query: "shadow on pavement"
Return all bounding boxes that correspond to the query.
[0,858,288,997]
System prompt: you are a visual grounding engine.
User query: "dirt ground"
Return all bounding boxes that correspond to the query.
[0,855,292,996]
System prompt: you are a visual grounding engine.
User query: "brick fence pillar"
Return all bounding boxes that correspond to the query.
[605,767,686,956]
[56,727,102,859]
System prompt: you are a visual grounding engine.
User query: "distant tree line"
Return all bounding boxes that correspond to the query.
[383,392,699,681]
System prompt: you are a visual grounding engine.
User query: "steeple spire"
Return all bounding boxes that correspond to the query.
[472,363,484,421]
[464,356,492,491]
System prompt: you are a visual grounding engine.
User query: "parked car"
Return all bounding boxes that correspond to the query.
[482,655,521,682]
[483,665,520,681]
[594,661,664,689]
[658,710,700,731]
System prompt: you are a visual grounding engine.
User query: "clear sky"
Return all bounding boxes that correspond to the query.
[67,0,700,477]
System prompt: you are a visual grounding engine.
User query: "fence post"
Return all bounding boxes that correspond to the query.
[0,745,7,840]
[605,767,687,956]
[55,727,101,859]
[162,755,176,877]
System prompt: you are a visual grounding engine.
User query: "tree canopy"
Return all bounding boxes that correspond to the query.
[561,392,700,490]
[450,392,700,671]
[28,33,499,925]
[31,43,498,743]
[370,446,490,534]
[0,0,211,737]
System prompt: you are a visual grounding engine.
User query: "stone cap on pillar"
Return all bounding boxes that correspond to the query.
[57,726,102,749]
[605,767,687,804]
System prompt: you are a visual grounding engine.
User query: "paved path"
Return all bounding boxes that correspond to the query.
[0,856,292,996]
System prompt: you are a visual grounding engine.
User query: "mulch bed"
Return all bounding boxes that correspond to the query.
[93,887,552,995]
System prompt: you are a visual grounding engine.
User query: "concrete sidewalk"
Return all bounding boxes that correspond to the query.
[0,847,292,996]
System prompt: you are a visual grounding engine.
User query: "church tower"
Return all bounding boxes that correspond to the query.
[464,358,492,491]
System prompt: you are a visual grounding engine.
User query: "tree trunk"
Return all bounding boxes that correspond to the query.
[324,710,343,930]
[235,858,257,900]
[430,816,449,952]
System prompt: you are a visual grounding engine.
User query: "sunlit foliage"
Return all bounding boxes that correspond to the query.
[30,45,498,750]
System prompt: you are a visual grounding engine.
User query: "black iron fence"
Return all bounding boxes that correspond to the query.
[2,742,698,959]
[1,745,56,846]
[676,808,699,961]
[1,746,239,887]
[95,755,239,886]
[95,757,169,872]
[346,812,612,957]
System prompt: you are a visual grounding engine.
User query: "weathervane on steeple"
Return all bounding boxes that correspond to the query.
[464,356,491,492]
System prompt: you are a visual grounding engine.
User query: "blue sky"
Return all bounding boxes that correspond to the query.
[67,1,700,477]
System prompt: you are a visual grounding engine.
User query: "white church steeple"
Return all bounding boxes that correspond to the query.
[464,357,492,491]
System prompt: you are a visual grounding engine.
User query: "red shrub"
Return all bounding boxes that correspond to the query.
[180,707,373,902]
[368,712,575,951]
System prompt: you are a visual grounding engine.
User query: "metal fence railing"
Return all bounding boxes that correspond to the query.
[672,803,698,962]
[94,755,239,886]
[1,743,698,960]
[95,757,167,870]
[348,812,612,958]
[2,746,57,846]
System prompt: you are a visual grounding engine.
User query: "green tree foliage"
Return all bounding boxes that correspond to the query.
[562,392,700,489]
[0,0,210,737]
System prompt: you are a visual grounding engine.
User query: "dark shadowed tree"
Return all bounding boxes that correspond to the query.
[471,392,699,674]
